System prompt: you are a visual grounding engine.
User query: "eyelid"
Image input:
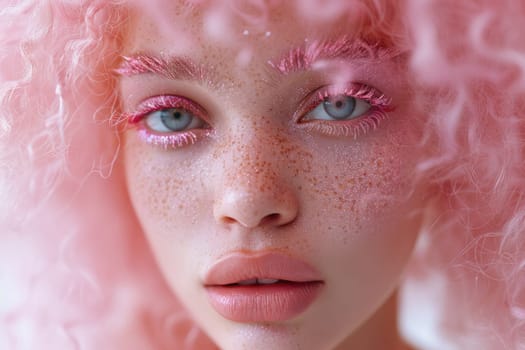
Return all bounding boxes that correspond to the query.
[295,83,394,139]
[296,83,392,122]
[125,95,208,125]
[122,94,212,150]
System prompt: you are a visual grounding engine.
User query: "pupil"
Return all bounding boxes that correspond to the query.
[323,95,356,120]
[160,108,192,131]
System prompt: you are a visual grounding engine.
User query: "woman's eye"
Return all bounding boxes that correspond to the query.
[303,95,371,121]
[144,108,206,133]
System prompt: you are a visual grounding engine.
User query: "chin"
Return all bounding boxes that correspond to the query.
[206,323,333,350]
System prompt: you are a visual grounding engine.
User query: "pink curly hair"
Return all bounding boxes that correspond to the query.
[1,0,524,349]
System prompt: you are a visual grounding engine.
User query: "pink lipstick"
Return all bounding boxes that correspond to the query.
[204,252,324,323]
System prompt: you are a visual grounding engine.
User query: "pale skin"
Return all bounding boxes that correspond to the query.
[121,2,425,349]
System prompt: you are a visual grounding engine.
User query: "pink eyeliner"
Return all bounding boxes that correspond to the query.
[316,83,392,109]
[136,129,200,149]
[125,95,206,124]
[123,94,211,150]
[297,83,394,139]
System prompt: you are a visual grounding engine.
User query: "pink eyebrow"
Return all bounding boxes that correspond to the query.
[115,38,404,85]
[115,53,213,85]
[267,37,405,75]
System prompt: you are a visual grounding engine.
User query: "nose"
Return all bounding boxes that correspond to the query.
[213,129,299,229]
[214,185,299,228]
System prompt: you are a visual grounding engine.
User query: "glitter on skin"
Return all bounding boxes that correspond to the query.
[121,3,427,349]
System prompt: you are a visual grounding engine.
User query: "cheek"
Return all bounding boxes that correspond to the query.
[300,135,422,325]
[302,128,421,276]
[125,153,186,231]
[123,133,209,275]
[305,140,414,235]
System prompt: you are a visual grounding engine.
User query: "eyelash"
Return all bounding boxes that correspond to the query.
[124,83,393,149]
[296,83,393,139]
[125,95,212,149]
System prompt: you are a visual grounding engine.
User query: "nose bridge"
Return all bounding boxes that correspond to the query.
[231,131,278,189]
[222,116,289,186]
[213,119,299,229]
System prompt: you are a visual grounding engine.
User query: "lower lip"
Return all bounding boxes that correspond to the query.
[205,281,323,323]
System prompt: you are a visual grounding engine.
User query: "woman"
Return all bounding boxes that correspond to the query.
[1,0,524,349]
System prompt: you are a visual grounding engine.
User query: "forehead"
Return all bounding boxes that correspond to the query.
[123,0,403,59]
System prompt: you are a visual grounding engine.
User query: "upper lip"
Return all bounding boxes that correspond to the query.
[203,251,323,286]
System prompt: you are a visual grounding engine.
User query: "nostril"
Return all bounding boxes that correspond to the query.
[222,216,237,225]
[267,213,281,220]
[214,190,299,228]
[261,213,282,225]
[220,213,282,227]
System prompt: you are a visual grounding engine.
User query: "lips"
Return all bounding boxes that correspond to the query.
[203,252,324,323]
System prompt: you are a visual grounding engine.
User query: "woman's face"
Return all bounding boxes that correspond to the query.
[121,1,426,349]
